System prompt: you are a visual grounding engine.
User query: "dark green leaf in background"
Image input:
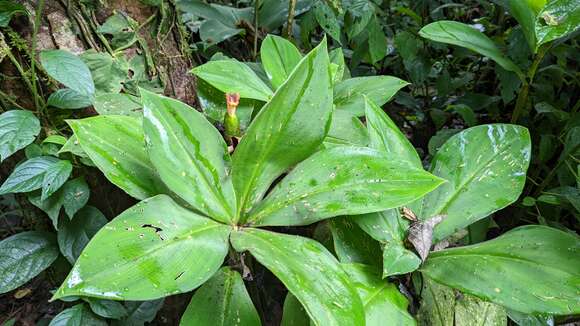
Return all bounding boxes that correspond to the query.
[58,206,107,264]
[0,231,59,294]
[0,110,40,162]
[40,50,95,97]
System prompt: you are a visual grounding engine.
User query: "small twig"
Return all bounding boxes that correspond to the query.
[285,0,297,39]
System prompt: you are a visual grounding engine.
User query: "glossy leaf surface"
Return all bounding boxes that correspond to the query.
[112,299,164,326]
[344,264,416,326]
[192,60,273,101]
[419,21,524,79]
[329,217,382,266]
[53,195,231,301]
[0,231,59,294]
[417,277,506,326]
[422,225,580,315]
[365,97,421,168]
[334,76,409,116]
[417,124,531,242]
[232,39,333,219]
[47,89,93,109]
[507,0,543,50]
[261,34,302,89]
[353,211,421,277]
[40,50,95,97]
[68,116,167,200]
[324,110,369,147]
[49,304,106,326]
[94,93,142,117]
[180,267,261,326]
[61,177,90,219]
[142,89,235,223]
[535,0,580,49]
[0,110,40,162]
[230,228,365,326]
[86,299,128,319]
[247,146,444,226]
[0,156,59,194]
[58,206,107,264]
[41,160,72,200]
[281,293,310,326]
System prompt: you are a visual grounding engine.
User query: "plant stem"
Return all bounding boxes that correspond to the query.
[285,0,297,39]
[30,0,46,112]
[510,44,549,123]
[253,0,260,59]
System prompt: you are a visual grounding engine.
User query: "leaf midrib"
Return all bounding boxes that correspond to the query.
[425,135,521,217]
[248,176,436,224]
[151,105,232,220]
[236,54,315,219]
[73,223,227,286]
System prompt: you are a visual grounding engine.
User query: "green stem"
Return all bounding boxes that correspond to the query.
[285,0,297,39]
[510,44,550,123]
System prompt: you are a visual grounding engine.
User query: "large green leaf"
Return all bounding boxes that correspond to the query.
[329,217,382,266]
[0,110,40,162]
[180,267,261,326]
[362,97,424,275]
[324,110,369,148]
[47,88,93,109]
[230,228,365,326]
[261,34,302,89]
[0,0,28,27]
[364,97,421,168]
[49,304,106,326]
[232,39,333,219]
[281,293,310,326]
[417,277,507,326]
[0,156,59,194]
[416,124,531,242]
[343,264,416,326]
[41,159,72,200]
[80,50,128,95]
[419,21,524,79]
[192,60,273,102]
[61,177,90,219]
[67,116,167,200]
[421,225,580,315]
[313,0,341,44]
[141,89,236,223]
[352,211,421,277]
[247,146,444,226]
[58,206,107,264]
[94,93,142,116]
[334,76,409,116]
[535,0,580,49]
[507,0,544,50]
[0,231,59,294]
[40,50,95,97]
[52,195,231,301]
[112,299,164,326]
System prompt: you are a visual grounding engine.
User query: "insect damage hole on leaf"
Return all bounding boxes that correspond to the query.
[141,224,165,240]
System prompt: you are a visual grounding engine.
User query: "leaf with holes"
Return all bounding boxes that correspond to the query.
[52,195,231,301]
